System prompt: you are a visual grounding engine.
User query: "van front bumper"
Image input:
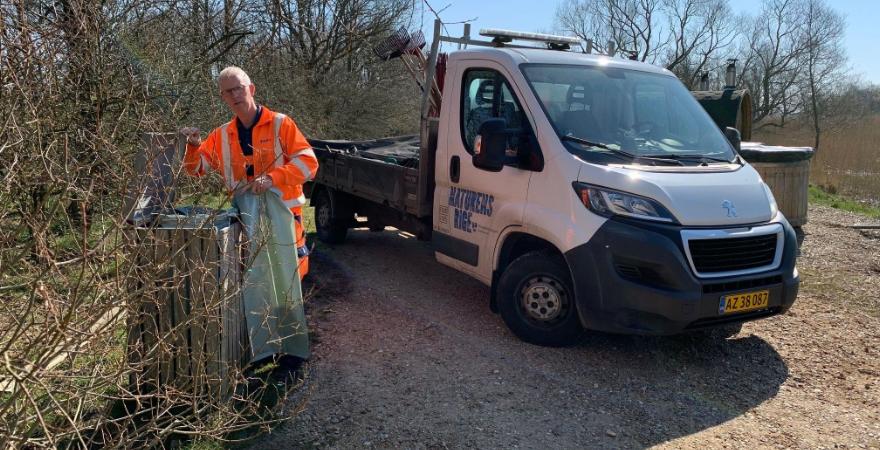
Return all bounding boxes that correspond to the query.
[564,215,800,335]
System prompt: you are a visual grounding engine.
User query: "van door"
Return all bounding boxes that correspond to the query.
[433,63,538,282]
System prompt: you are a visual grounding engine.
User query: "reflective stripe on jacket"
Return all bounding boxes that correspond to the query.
[183,106,318,210]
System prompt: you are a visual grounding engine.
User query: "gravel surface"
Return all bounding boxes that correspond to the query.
[247,205,880,449]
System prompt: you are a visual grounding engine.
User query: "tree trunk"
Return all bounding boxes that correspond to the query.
[809,58,821,153]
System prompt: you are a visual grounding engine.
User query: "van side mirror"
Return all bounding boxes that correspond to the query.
[473,119,507,172]
[724,126,741,152]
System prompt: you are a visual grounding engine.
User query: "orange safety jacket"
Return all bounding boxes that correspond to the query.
[184,106,318,278]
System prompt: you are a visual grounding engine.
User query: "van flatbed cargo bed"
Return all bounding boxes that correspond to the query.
[309,135,420,168]
[307,128,436,219]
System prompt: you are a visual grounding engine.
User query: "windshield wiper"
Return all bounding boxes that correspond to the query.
[561,134,683,165]
[641,153,740,165]
[561,134,621,152]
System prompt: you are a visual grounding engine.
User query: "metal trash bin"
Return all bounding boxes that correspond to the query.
[740,143,815,227]
[126,209,248,401]
[124,133,248,402]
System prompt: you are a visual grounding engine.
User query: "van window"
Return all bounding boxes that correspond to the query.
[521,64,735,165]
[634,83,701,144]
[460,69,529,159]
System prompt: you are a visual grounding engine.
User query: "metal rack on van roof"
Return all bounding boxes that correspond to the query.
[441,24,581,51]
[431,21,620,56]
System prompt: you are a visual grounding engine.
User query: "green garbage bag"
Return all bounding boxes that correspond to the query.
[235,190,309,364]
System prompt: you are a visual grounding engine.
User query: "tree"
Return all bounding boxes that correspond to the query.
[557,0,665,62]
[264,0,410,76]
[556,0,739,82]
[798,0,846,152]
[738,0,809,126]
[662,0,738,88]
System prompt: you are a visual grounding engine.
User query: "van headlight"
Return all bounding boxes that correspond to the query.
[762,182,779,218]
[573,182,677,223]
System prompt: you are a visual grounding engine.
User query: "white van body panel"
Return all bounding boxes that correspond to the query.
[520,153,606,251]
[433,56,536,283]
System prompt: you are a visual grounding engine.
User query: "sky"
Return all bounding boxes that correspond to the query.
[416,0,880,84]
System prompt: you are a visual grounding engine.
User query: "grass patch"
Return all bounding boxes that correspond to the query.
[299,201,316,234]
[809,185,880,219]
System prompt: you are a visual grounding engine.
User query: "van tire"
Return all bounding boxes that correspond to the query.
[313,189,349,244]
[497,251,582,347]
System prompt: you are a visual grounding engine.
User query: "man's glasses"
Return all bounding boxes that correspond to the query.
[220,84,248,97]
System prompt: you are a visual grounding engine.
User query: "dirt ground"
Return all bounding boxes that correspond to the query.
[247,204,880,449]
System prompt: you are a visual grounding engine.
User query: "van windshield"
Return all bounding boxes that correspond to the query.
[521,64,736,165]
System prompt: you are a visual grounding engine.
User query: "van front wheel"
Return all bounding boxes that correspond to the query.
[497,251,582,347]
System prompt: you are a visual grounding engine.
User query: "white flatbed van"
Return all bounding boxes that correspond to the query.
[306,23,799,346]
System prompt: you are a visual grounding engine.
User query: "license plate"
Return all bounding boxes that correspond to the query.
[719,290,770,315]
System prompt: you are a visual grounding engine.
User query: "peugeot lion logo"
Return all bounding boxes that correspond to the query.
[722,200,737,217]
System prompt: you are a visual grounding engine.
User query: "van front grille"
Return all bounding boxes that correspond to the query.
[688,234,778,274]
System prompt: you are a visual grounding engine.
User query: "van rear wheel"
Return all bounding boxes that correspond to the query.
[497,251,582,347]
[313,188,349,244]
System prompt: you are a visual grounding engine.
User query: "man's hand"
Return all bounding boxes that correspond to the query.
[248,175,274,194]
[179,127,202,146]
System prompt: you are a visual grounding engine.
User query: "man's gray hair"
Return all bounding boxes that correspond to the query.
[218,66,252,86]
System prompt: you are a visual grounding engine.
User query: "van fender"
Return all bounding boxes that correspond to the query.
[488,223,572,314]
[488,205,606,323]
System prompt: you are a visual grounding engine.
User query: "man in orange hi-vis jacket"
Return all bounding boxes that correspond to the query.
[180,66,318,278]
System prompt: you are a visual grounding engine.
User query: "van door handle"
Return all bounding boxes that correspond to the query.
[450,156,460,183]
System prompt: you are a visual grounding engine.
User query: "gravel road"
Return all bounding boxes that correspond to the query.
[247,205,880,449]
